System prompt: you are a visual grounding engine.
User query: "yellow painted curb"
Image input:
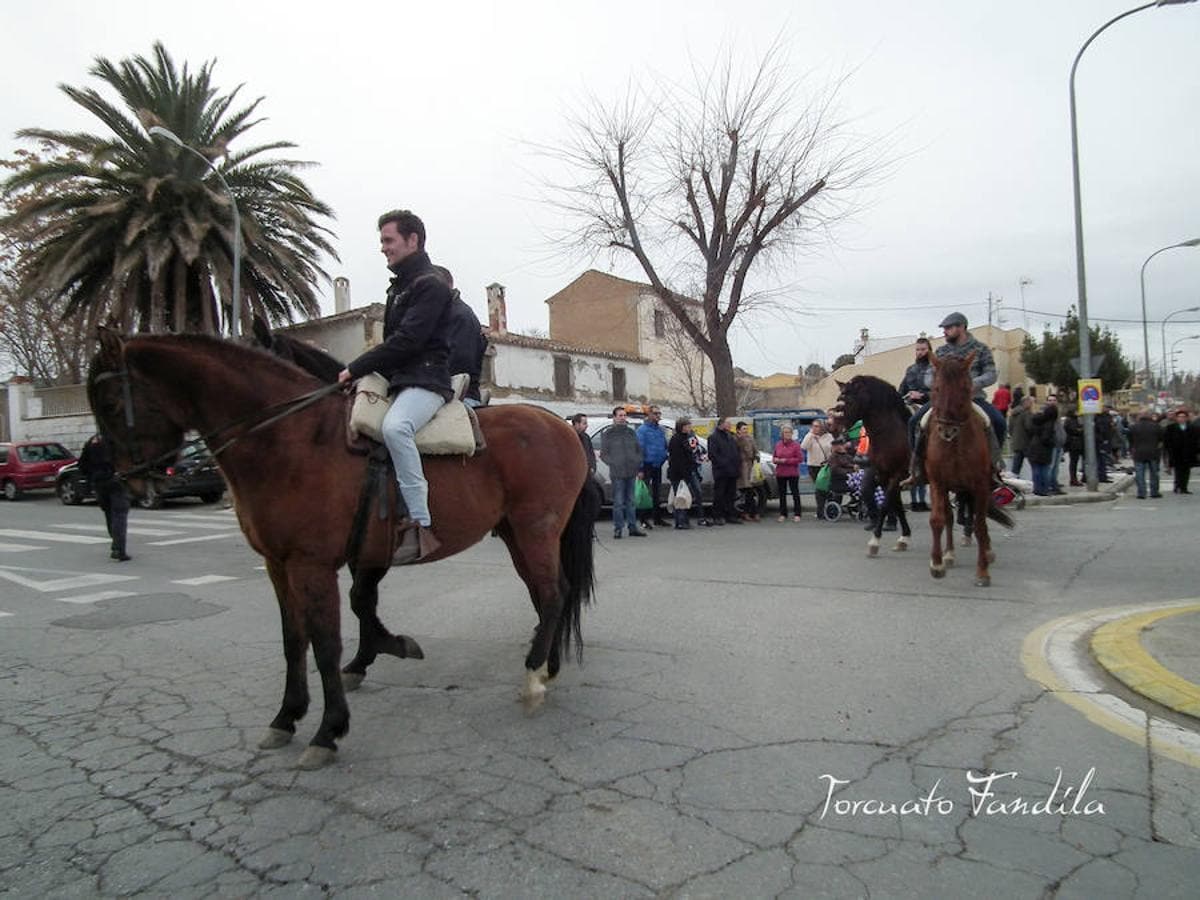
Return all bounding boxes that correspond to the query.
[1091,604,1200,719]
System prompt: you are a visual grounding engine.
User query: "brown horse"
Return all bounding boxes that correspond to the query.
[88,329,597,767]
[832,375,913,556]
[925,352,1012,586]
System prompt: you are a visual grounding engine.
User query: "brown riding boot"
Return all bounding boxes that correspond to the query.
[392,520,442,566]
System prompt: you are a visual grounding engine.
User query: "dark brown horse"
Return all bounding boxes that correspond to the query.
[88,329,597,767]
[832,375,913,556]
[925,352,1012,586]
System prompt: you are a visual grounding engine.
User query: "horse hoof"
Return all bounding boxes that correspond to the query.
[893,537,909,552]
[399,636,425,660]
[342,671,365,692]
[867,545,879,557]
[930,564,946,579]
[296,745,337,769]
[975,576,991,587]
[944,553,955,568]
[519,663,550,712]
[258,727,293,750]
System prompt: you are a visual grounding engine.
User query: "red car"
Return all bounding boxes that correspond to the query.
[0,441,78,500]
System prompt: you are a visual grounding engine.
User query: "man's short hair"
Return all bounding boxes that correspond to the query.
[915,337,932,349]
[570,413,587,426]
[377,209,426,249]
[612,406,626,417]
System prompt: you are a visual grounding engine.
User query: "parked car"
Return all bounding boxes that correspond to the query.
[56,440,225,508]
[583,416,777,511]
[0,441,77,500]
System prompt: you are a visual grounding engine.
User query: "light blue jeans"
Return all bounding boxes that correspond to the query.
[1134,459,1160,498]
[381,387,445,527]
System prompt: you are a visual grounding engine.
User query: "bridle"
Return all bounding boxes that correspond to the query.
[93,365,344,482]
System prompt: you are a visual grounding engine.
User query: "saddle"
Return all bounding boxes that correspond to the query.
[348,372,485,456]
[917,403,991,435]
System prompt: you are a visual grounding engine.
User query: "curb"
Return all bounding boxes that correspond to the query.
[1019,472,1134,507]
[1090,604,1200,720]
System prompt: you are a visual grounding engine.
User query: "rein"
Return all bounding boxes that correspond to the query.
[95,367,344,481]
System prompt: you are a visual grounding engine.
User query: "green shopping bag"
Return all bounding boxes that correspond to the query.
[634,478,653,510]
[814,463,832,492]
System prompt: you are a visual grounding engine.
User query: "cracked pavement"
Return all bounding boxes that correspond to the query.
[1,495,1198,896]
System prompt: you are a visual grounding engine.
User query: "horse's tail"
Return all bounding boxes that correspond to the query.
[986,497,1016,529]
[557,476,601,664]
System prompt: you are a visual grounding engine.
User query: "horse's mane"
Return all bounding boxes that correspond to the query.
[127,332,323,389]
[846,375,909,422]
[267,331,345,383]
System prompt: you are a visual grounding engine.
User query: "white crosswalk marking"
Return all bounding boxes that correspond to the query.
[54,523,184,537]
[0,529,109,545]
[0,610,12,618]
[148,533,239,546]
[0,543,47,553]
[0,565,138,593]
[172,575,237,586]
[56,590,138,605]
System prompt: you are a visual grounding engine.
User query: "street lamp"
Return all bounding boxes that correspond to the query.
[1161,305,1200,384]
[148,126,242,339]
[1170,334,1200,381]
[1141,239,1200,384]
[1068,0,1196,490]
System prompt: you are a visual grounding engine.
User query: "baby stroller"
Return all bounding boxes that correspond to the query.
[822,466,870,523]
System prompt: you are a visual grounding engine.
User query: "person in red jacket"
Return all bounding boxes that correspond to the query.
[772,425,805,521]
[992,383,1012,418]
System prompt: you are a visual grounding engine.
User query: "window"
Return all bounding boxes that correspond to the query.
[612,367,627,402]
[653,310,665,338]
[553,356,572,398]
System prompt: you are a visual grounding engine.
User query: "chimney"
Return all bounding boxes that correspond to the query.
[486,283,507,335]
[334,277,351,314]
[859,327,869,344]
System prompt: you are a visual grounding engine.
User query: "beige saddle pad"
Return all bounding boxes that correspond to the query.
[350,372,479,456]
[918,404,991,431]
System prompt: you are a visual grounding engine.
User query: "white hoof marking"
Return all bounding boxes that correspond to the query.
[894,536,909,552]
[520,663,550,711]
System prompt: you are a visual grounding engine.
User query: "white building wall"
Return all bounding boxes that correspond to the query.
[492,344,649,401]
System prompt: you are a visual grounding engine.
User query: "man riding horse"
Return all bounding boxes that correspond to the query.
[337,209,454,563]
[906,312,1007,487]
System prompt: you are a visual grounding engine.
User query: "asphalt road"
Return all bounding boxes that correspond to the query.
[1,489,1197,897]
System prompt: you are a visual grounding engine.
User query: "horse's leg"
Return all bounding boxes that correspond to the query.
[495,518,565,709]
[891,481,911,551]
[259,558,309,751]
[286,563,349,769]
[974,488,993,587]
[342,564,425,692]
[928,483,946,578]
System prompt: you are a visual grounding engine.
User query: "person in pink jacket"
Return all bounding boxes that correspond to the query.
[772,425,805,521]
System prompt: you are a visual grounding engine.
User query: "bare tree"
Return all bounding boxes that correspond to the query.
[544,43,888,415]
[656,302,715,414]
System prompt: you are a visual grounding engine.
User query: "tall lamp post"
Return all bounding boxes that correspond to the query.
[1069,0,1195,491]
[148,126,242,339]
[1141,239,1200,385]
[1161,305,1200,384]
[1170,334,1200,382]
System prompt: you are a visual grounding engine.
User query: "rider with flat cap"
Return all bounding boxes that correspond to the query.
[906,311,1007,486]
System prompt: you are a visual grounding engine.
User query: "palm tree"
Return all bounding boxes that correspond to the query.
[1,42,337,335]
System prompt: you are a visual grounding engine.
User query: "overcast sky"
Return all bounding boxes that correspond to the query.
[5,1,1199,380]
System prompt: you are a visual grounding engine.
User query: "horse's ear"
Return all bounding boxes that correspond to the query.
[251,315,273,347]
[95,325,125,364]
[964,350,976,369]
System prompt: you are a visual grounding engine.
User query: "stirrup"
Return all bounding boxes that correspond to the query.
[392,520,441,566]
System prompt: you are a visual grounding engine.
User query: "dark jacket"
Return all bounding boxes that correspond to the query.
[446,289,488,402]
[1164,420,1199,468]
[707,428,741,479]
[600,422,642,479]
[667,431,697,483]
[346,251,454,400]
[1129,418,1162,463]
[1063,413,1084,453]
[1009,406,1033,453]
[78,434,116,489]
[1026,405,1057,465]
[577,429,597,474]
[924,332,997,400]
[898,358,931,406]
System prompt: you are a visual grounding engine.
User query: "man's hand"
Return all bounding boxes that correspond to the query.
[337,368,353,385]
